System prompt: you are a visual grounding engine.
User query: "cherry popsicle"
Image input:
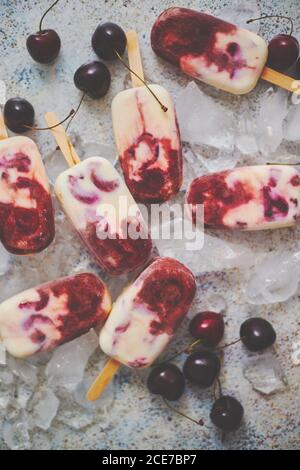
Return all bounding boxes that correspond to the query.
[86,257,196,401]
[45,112,152,276]
[111,30,183,202]
[151,7,300,95]
[186,165,300,230]
[0,273,111,358]
[0,112,55,254]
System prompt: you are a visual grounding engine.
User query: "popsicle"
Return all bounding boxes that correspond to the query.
[151,7,300,95]
[0,115,54,254]
[111,30,182,202]
[45,112,152,276]
[186,165,300,230]
[87,257,196,400]
[0,272,111,358]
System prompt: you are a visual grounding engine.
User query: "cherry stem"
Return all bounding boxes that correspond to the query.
[163,398,204,426]
[39,0,60,32]
[65,92,85,133]
[154,338,203,366]
[267,161,300,166]
[114,49,168,112]
[25,109,75,131]
[215,337,243,351]
[246,14,294,37]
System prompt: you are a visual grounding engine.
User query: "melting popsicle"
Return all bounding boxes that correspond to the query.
[112,30,182,202]
[55,156,152,275]
[87,257,196,401]
[186,165,300,230]
[0,117,54,254]
[45,112,152,276]
[99,257,196,368]
[0,273,111,358]
[151,7,299,95]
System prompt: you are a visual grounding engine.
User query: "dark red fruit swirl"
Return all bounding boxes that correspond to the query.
[20,274,109,352]
[84,218,152,275]
[151,8,252,78]
[187,171,253,229]
[135,258,196,336]
[0,153,55,254]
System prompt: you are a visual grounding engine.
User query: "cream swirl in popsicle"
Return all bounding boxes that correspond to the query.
[55,157,152,275]
[0,136,54,254]
[0,273,111,358]
[151,7,268,95]
[112,85,182,202]
[186,165,300,230]
[100,257,196,368]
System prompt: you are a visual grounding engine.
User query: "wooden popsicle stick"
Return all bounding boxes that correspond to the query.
[44,112,81,167]
[86,358,120,401]
[126,30,144,87]
[261,66,300,95]
[0,113,8,140]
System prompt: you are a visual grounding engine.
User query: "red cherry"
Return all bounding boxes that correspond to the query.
[26,29,61,64]
[267,34,299,71]
[189,311,224,346]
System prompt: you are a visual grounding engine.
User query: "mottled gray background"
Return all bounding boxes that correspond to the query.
[0,0,300,450]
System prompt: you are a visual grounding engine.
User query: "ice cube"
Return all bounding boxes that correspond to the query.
[57,408,96,430]
[191,146,239,173]
[82,142,117,165]
[32,388,60,431]
[0,341,6,365]
[0,368,14,385]
[216,0,261,32]
[176,82,235,150]
[0,389,11,409]
[74,376,115,413]
[3,415,31,450]
[45,329,99,391]
[246,253,300,304]
[8,356,38,386]
[154,218,254,275]
[0,244,10,276]
[45,149,68,185]
[243,354,288,395]
[256,88,289,155]
[15,384,33,409]
[283,103,300,141]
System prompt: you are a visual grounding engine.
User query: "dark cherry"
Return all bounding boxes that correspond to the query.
[92,22,127,60]
[26,29,61,64]
[267,34,299,71]
[210,396,244,431]
[147,363,185,401]
[74,61,111,99]
[240,317,276,352]
[183,350,221,388]
[4,98,35,133]
[189,311,224,346]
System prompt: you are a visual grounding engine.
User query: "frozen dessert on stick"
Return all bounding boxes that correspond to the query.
[0,113,54,254]
[0,273,111,358]
[186,165,300,230]
[87,257,196,401]
[111,30,182,202]
[45,112,152,275]
[151,7,300,95]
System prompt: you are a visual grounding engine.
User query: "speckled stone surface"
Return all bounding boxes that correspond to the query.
[1,0,300,450]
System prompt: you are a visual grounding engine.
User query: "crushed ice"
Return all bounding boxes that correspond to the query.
[45,329,99,391]
[243,354,288,395]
